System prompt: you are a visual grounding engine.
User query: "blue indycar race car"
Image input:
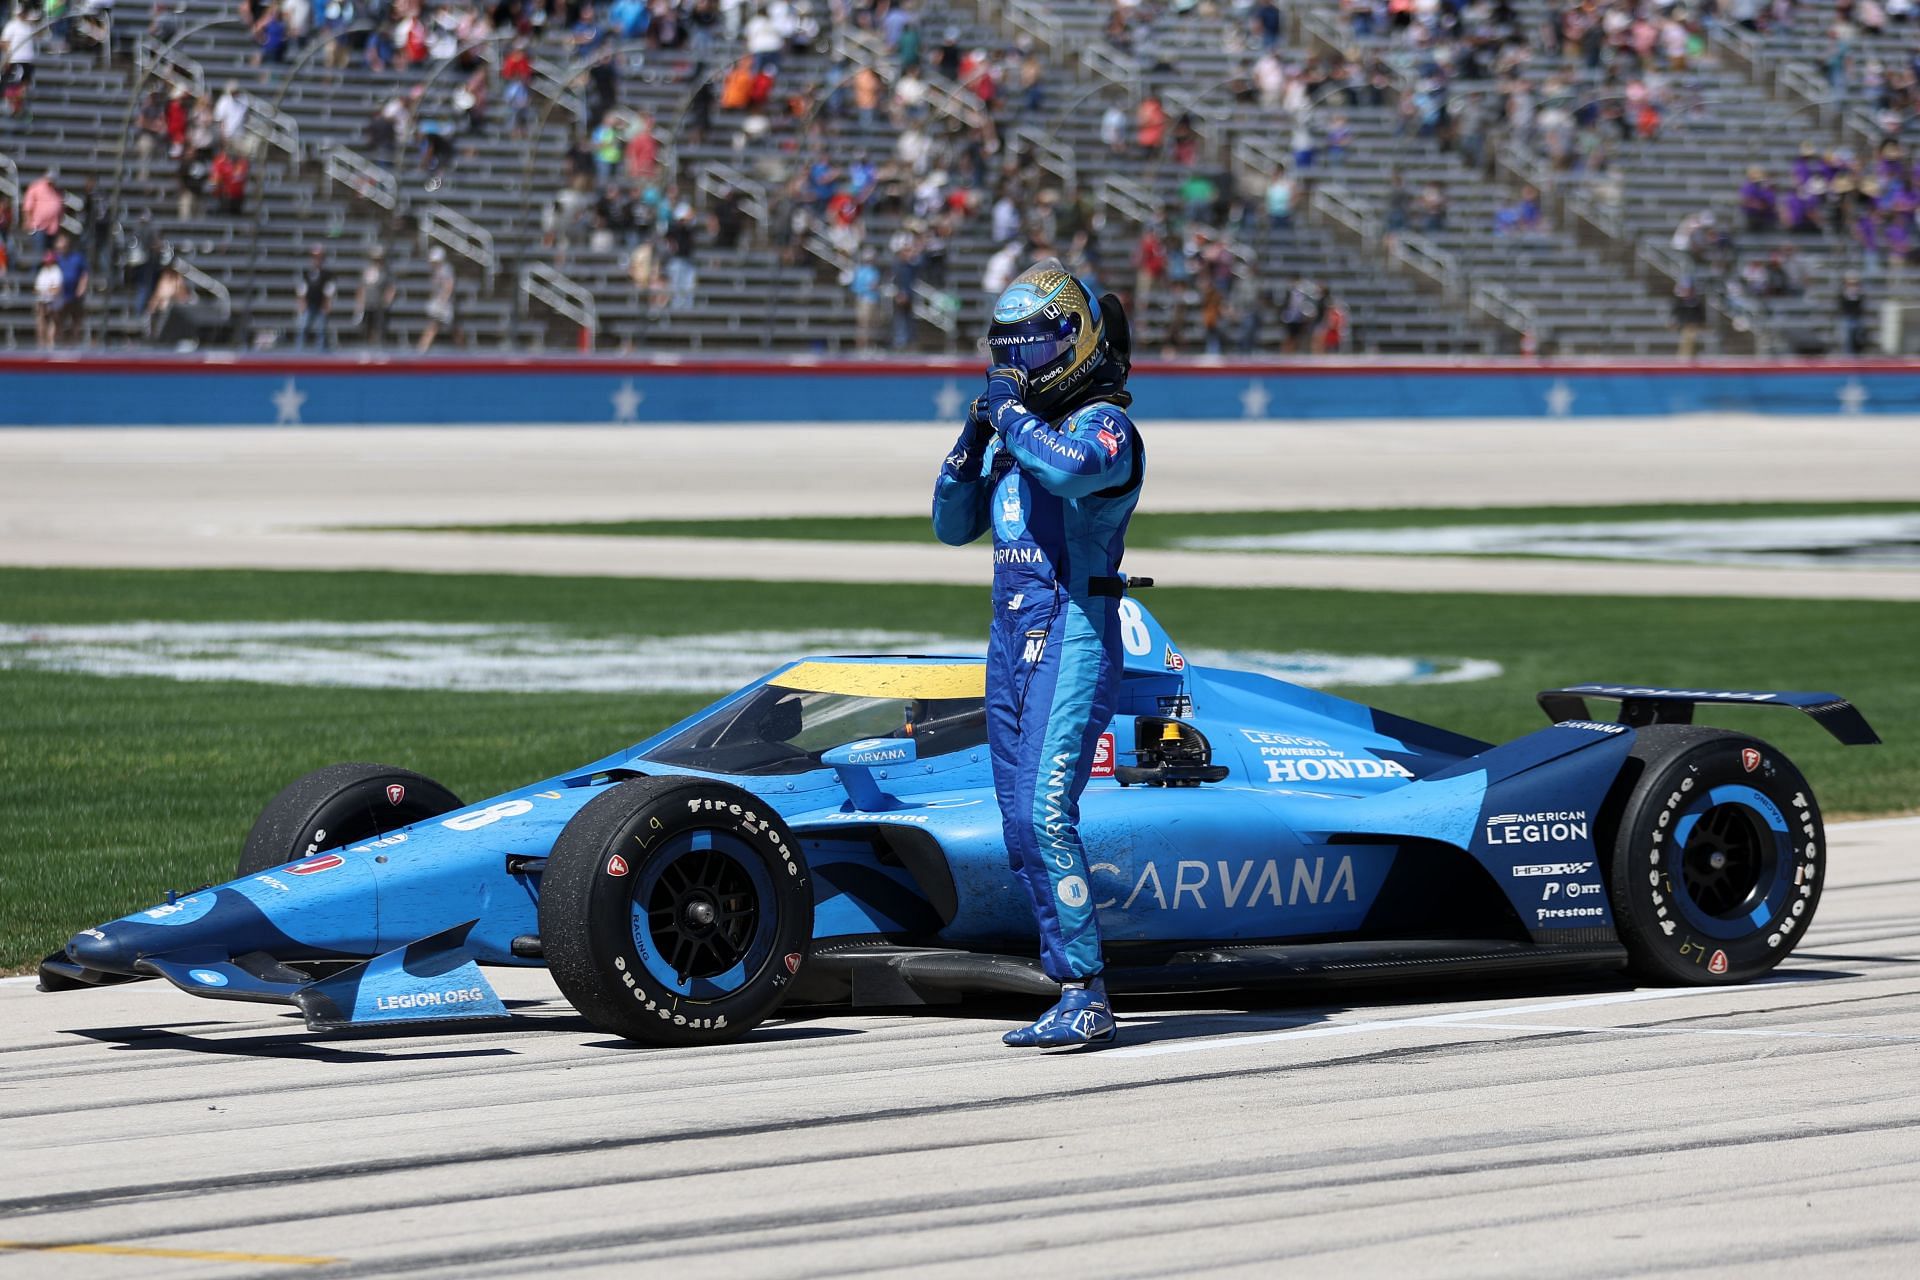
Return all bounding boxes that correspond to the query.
[43,599,1878,1045]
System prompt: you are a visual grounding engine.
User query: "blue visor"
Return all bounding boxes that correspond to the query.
[984,313,1079,376]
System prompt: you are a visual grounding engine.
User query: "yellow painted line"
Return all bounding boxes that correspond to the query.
[0,1239,340,1266]
[772,660,983,700]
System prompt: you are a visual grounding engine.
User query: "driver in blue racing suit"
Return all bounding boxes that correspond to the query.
[930,262,1144,1048]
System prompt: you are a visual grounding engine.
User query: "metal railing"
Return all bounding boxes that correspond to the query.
[323,146,400,213]
[1388,229,1461,298]
[1469,282,1540,341]
[171,255,233,322]
[801,229,957,337]
[828,28,985,132]
[0,152,85,236]
[243,99,303,165]
[419,203,498,288]
[1003,0,1066,56]
[1309,181,1381,245]
[694,160,769,229]
[133,34,205,97]
[1078,40,1139,96]
[519,262,596,346]
[1010,123,1076,188]
[1094,173,1157,227]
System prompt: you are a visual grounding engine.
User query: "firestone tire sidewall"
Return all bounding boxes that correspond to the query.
[546,779,813,1046]
[238,763,465,878]
[1612,732,1823,985]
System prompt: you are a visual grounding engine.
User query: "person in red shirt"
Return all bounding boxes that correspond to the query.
[1135,95,1166,156]
[624,111,657,181]
[210,147,249,215]
[166,88,190,154]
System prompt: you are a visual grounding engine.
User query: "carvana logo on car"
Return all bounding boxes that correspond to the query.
[843,738,912,766]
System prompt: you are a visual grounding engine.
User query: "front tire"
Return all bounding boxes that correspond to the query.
[540,776,813,1046]
[239,763,465,877]
[1606,726,1823,984]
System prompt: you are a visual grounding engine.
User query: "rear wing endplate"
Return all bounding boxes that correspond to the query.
[1538,684,1881,747]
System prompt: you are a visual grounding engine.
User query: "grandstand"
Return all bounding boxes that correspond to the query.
[0,1,1909,357]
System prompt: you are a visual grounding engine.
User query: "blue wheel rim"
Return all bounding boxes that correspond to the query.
[1669,784,1791,941]
[630,829,777,999]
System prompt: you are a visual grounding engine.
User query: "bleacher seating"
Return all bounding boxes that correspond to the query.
[0,0,1906,358]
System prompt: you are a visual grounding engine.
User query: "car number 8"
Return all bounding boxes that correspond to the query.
[442,800,535,831]
[1117,599,1152,656]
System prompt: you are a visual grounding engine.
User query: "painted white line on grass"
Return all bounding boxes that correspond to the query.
[1830,815,1920,832]
[1440,1021,1920,1043]
[0,975,43,987]
[1109,986,1747,1060]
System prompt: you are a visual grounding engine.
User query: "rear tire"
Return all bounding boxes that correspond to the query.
[540,775,812,1046]
[239,763,465,877]
[1606,726,1823,984]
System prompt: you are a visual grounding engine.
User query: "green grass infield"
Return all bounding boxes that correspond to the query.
[1,567,1913,972]
[373,500,1920,552]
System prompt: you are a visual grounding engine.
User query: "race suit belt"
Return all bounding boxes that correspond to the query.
[1086,576,1126,598]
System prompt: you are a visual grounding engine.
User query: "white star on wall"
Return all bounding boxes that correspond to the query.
[1545,379,1575,418]
[611,380,644,423]
[934,379,966,421]
[1838,379,1868,414]
[1240,381,1271,419]
[272,379,306,426]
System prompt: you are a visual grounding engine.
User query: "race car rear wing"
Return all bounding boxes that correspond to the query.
[1537,684,1881,747]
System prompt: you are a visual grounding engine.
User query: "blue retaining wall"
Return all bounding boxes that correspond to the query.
[1,356,1916,425]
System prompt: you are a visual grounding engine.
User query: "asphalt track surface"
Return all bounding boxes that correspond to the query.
[5,416,1920,597]
[5,413,1918,1276]
[3,816,1917,1279]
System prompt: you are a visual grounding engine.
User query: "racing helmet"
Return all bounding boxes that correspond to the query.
[985,261,1109,417]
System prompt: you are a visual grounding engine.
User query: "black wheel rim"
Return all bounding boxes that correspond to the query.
[629,829,775,997]
[1679,802,1771,920]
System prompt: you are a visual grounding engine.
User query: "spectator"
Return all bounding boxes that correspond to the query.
[1132,221,1167,320]
[1,4,38,119]
[625,110,659,181]
[146,256,199,346]
[354,245,395,348]
[664,204,698,310]
[981,237,1020,304]
[1671,279,1708,359]
[253,4,288,65]
[214,81,249,144]
[134,89,168,179]
[1418,181,1449,231]
[1740,166,1777,232]
[1099,96,1127,155]
[1313,289,1347,355]
[1136,94,1166,156]
[1495,185,1544,236]
[890,226,921,349]
[502,40,534,137]
[419,246,456,351]
[0,190,11,292]
[1837,272,1870,354]
[33,249,61,348]
[22,169,61,256]
[295,245,335,350]
[1264,164,1294,231]
[53,230,87,345]
[210,146,250,215]
[848,246,881,351]
[1281,278,1321,353]
[177,146,208,220]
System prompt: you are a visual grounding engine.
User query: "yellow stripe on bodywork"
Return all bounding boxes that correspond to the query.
[0,1239,341,1266]
[771,661,984,700]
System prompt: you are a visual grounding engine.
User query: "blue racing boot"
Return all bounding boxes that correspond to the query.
[1002,978,1116,1047]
